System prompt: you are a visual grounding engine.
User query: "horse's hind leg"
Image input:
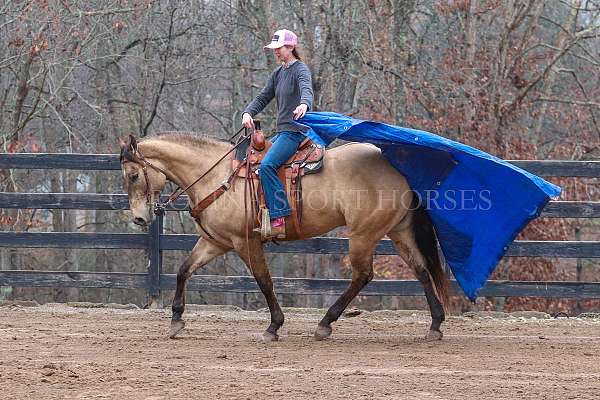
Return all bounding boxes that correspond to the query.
[314,236,376,341]
[387,228,446,341]
[169,239,229,339]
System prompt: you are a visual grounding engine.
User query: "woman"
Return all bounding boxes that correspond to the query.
[241,29,314,239]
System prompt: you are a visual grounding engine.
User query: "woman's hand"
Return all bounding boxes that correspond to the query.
[293,103,308,120]
[242,113,254,129]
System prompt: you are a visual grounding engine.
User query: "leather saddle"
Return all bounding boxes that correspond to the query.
[231,129,324,179]
[232,129,325,240]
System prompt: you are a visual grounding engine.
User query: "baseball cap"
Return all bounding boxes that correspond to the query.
[264,29,298,49]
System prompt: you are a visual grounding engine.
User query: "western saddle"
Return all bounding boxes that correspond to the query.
[189,121,324,242]
[231,124,325,240]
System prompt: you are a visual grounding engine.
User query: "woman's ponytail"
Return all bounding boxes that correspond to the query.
[292,47,302,61]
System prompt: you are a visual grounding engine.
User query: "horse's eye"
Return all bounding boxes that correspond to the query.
[130,173,139,182]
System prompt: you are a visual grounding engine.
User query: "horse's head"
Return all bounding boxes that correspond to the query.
[119,134,167,229]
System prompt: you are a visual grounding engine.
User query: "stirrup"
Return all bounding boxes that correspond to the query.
[252,207,271,238]
[261,207,272,238]
[252,208,286,240]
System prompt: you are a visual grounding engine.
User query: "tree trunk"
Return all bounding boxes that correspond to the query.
[391,0,416,124]
[532,0,579,154]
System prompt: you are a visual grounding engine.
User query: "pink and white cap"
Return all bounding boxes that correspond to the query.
[264,29,298,49]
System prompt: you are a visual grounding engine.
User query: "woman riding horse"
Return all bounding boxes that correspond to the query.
[241,28,314,240]
[119,31,450,343]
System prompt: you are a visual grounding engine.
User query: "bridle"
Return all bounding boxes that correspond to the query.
[121,126,250,217]
[127,149,170,209]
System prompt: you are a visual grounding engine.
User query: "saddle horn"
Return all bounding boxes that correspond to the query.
[250,120,266,151]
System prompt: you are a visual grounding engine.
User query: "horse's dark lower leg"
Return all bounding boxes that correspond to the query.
[388,228,446,340]
[169,239,228,339]
[253,269,285,340]
[168,258,191,339]
[417,268,445,338]
[315,239,375,340]
[315,270,373,340]
[236,240,284,342]
[171,257,191,321]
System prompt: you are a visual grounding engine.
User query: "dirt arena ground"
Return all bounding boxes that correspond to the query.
[1,303,599,400]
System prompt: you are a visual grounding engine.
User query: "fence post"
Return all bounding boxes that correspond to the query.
[147,212,163,308]
[575,227,582,315]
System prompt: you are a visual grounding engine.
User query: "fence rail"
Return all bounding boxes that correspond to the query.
[2,153,600,176]
[1,192,600,218]
[1,153,599,302]
[1,271,600,298]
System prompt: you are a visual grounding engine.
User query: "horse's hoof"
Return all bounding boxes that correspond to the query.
[253,331,279,342]
[424,329,443,341]
[262,331,279,342]
[314,325,332,341]
[169,319,186,339]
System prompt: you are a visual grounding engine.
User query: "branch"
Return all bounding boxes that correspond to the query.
[575,28,600,40]
[556,67,600,138]
[573,41,600,66]
[195,105,231,134]
[78,7,145,17]
[113,22,202,65]
[8,67,48,142]
[142,6,176,137]
[538,15,571,36]
[558,0,600,11]
[165,76,211,86]
[0,53,28,71]
[503,36,579,115]
[535,98,600,107]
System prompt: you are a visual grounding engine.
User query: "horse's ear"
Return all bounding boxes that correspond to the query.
[128,134,138,151]
[119,134,138,163]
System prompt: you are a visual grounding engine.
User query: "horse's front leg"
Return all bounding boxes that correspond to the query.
[169,238,229,339]
[234,238,284,342]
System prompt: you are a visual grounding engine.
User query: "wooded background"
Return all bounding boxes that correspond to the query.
[1,0,599,313]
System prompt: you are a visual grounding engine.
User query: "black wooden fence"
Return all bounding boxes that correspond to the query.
[1,153,599,303]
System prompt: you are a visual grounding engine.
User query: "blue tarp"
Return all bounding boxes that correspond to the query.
[295,111,561,301]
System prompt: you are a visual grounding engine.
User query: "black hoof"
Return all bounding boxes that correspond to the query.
[424,329,443,341]
[314,324,332,341]
[169,319,186,339]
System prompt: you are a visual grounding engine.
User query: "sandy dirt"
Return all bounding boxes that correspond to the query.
[1,303,599,400]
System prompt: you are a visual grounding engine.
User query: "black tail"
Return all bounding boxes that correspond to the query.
[412,202,450,310]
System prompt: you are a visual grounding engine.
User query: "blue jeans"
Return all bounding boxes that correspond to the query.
[259,131,305,218]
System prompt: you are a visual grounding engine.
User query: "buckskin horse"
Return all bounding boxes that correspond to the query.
[119,130,450,342]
